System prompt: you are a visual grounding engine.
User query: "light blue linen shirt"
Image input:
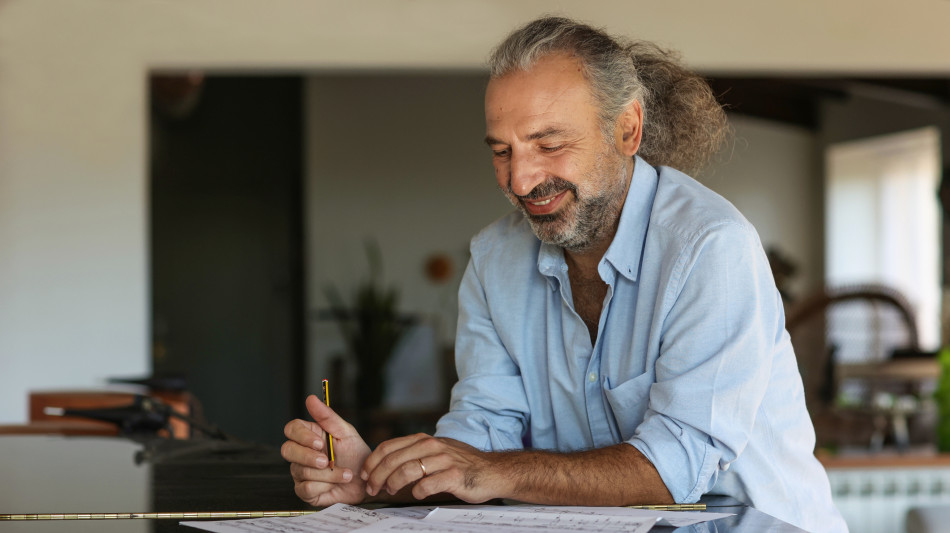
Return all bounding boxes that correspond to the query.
[435,157,847,533]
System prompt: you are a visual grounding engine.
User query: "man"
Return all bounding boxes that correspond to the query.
[282,16,847,532]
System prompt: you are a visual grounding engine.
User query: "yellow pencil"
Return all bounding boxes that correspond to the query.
[627,504,706,511]
[322,379,335,467]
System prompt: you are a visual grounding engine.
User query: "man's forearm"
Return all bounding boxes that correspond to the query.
[485,443,674,506]
[359,435,674,506]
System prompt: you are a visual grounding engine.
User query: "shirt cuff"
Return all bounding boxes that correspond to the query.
[435,411,525,451]
[629,411,722,503]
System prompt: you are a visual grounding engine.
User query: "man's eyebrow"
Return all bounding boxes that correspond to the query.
[525,127,569,142]
[484,127,570,146]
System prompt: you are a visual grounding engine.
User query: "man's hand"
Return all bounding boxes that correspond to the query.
[281,395,371,506]
[361,436,673,507]
[360,434,504,503]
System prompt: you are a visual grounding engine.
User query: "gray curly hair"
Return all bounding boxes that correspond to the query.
[488,16,728,176]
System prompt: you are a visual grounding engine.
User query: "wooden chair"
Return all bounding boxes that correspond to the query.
[786,283,935,450]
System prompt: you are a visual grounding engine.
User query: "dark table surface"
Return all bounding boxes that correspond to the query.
[0,435,805,532]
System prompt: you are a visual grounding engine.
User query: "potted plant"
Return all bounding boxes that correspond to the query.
[324,241,408,412]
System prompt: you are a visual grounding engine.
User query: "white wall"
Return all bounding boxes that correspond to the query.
[821,95,950,342]
[701,115,822,298]
[304,74,512,397]
[3,0,950,423]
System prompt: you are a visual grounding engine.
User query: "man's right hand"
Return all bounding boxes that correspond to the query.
[281,394,371,506]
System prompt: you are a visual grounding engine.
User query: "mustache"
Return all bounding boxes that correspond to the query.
[510,177,577,200]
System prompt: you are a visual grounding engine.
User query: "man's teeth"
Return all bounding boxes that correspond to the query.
[530,198,553,206]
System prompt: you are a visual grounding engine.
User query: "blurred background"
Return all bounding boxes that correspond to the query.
[1,2,950,530]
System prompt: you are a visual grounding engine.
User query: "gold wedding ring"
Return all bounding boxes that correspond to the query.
[418,458,428,477]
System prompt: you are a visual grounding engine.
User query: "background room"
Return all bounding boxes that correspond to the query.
[149,70,950,450]
[2,2,950,532]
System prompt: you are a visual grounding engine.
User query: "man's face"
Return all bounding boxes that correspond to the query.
[484,53,631,253]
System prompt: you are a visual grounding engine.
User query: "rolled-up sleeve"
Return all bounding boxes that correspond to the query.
[434,258,530,451]
[629,221,776,503]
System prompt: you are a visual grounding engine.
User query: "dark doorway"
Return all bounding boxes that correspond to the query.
[150,75,305,445]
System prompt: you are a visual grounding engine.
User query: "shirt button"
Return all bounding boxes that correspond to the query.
[588,372,597,383]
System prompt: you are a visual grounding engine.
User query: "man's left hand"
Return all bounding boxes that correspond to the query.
[360,434,505,503]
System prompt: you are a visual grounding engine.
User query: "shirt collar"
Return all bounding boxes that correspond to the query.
[603,155,658,283]
[537,236,564,290]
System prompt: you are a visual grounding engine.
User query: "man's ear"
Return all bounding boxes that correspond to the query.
[615,100,643,157]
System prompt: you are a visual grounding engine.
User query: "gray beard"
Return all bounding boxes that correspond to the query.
[525,192,615,252]
[510,154,630,253]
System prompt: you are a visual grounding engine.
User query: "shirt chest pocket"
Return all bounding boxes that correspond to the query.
[603,372,655,440]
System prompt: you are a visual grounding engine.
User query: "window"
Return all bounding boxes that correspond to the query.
[825,127,942,352]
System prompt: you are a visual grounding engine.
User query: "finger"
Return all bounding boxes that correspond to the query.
[412,467,472,502]
[291,462,354,484]
[282,440,329,469]
[295,479,336,506]
[361,433,428,480]
[362,434,435,496]
[284,418,325,451]
[380,454,432,496]
[305,394,356,441]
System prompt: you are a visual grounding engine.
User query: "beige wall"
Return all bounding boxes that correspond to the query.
[702,115,822,299]
[2,0,949,423]
[304,74,511,394]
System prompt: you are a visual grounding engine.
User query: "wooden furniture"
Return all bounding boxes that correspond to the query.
[786,284,934,450]
[0,389,194,438]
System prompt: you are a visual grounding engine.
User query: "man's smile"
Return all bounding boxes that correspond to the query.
[522,189,570,216]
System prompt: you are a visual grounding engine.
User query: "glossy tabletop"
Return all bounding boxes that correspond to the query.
[0,435,805,532]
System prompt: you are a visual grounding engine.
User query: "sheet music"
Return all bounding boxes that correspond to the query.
[341,517,510,533]
[182,502,728,532]
[420,507,657,533]
[373,506,438,520]
[446,504,734,527]
[349,508,656,533]
[181,504,389,532]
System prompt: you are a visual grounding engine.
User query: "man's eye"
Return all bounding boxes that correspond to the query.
[492,149,510,158]
[540,145,564,153]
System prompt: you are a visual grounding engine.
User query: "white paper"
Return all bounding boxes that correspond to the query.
[421,507,657,533]
[451,504,734,528]
[345,516,494,533]
[181,502,731,532]
[373,505,438,520]
[351,514,656,533]
[180,503,389,532]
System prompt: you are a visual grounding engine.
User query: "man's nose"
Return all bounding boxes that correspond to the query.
[509,150,546,197]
